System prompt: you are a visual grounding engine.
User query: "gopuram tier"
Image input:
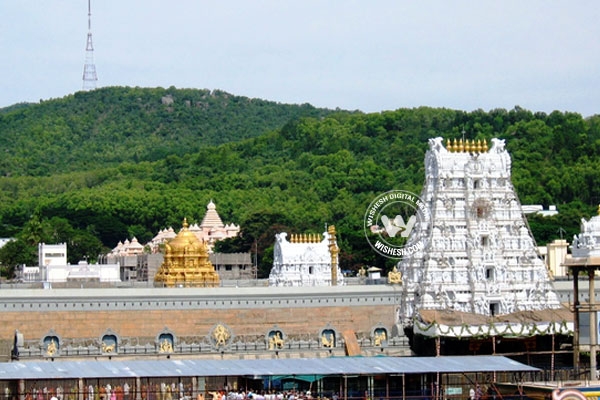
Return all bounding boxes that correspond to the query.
[397,137,565,337]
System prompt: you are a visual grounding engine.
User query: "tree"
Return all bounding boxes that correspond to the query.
[67,230,105,264]
[0,239,36,279]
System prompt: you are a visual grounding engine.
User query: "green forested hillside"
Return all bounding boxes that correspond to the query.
[0,86,335,176]
[0,87,599,278]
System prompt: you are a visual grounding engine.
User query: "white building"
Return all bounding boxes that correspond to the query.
[269,226,344,287]
[572,206,600,258]
[397,137,563,336]
[20,243,121,283]
[108,237,145,258]
[39,243,67,267]
[522,204,559,217]
[538,239,570,277]
[147,227,177,253]
[46,261,120,283]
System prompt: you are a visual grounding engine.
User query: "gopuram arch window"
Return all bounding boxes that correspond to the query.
[480,235,489,247]
[490,302,499,316]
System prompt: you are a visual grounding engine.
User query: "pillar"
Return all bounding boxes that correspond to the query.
[573,268,580,371]
[136,378,142,400]
[18,380,24,400]
[590,268,597,381]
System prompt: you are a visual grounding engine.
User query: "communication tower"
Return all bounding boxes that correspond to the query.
[82,0,98,90]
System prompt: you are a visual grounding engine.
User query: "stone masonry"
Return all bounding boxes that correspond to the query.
[0,285,408,360]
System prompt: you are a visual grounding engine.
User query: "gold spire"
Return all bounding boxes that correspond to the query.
[446,138,490,153]
[290,232,324,243]
[328,225,339,286]
[443,138,500,153]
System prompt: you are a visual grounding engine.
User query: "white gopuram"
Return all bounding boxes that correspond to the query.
[269,226,344,287]
[397,137,562,334]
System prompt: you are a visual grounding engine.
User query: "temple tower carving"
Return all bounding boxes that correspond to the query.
[397,137,560,324]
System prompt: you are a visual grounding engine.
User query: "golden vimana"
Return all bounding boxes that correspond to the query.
[154,218,220,288]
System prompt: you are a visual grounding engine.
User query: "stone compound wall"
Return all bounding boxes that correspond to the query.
[0,285,408,360]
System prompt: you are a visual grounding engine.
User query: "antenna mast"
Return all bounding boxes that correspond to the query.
[82,0,98,90]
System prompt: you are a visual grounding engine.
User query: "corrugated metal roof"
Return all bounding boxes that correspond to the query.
[0,356,538,380]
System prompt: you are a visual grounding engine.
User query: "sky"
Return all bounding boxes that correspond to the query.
[1,1,599,116]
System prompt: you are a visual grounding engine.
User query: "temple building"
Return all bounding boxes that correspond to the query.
[154,218,220,287]
[17,243,120,284]
[148,227,177,253]
[193,200,240,250]
[571,205,600,258]
[148,201,240,253]
[107,237,145,257]
[269,225,344,286]
[396,137,571,355]
[565,205,600,379]
[538,238,570,277]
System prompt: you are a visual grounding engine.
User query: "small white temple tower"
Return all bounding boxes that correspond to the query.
[397,137,561,326]
[191,200,240,251]
[269,225,344,287]
[566,205,600,380]
[572,205,600,258]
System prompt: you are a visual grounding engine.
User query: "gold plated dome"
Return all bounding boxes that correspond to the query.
[154,218,220,288]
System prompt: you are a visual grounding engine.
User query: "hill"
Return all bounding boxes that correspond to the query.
[0,86,338,176]
[0,88,599,278]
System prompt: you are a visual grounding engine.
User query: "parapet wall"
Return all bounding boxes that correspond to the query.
[1,285,407,360]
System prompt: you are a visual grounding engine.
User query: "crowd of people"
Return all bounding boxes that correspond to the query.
[19,383,338,400]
